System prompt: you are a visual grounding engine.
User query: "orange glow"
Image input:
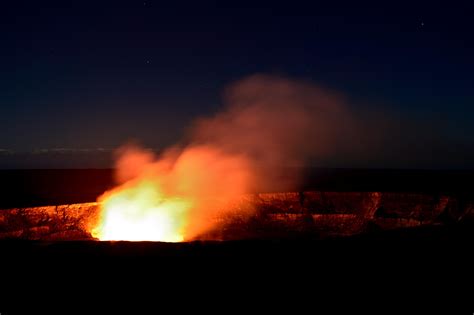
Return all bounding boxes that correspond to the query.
[91,180,191,242]
[89,145,253,242]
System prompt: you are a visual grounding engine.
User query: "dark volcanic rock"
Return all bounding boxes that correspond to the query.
[0,192,472,240]
[0,203,98,240]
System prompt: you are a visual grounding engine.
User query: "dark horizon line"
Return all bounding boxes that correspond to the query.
[1,167,474,172]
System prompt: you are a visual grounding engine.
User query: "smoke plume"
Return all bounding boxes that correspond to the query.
[93,74,374,240]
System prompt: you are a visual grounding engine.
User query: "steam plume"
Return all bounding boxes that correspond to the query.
[95,74,367,240]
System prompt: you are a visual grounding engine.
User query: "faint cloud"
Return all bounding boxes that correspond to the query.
[0,149,14,155]
[32,148,114,155]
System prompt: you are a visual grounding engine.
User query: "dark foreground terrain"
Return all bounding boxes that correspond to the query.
[1,222,473,313]
[1,168,473,312]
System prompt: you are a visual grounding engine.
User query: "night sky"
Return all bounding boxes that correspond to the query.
[1,0,473,168]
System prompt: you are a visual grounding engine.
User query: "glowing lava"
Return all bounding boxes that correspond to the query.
[91,180,192,242]
[89,145,252,242]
